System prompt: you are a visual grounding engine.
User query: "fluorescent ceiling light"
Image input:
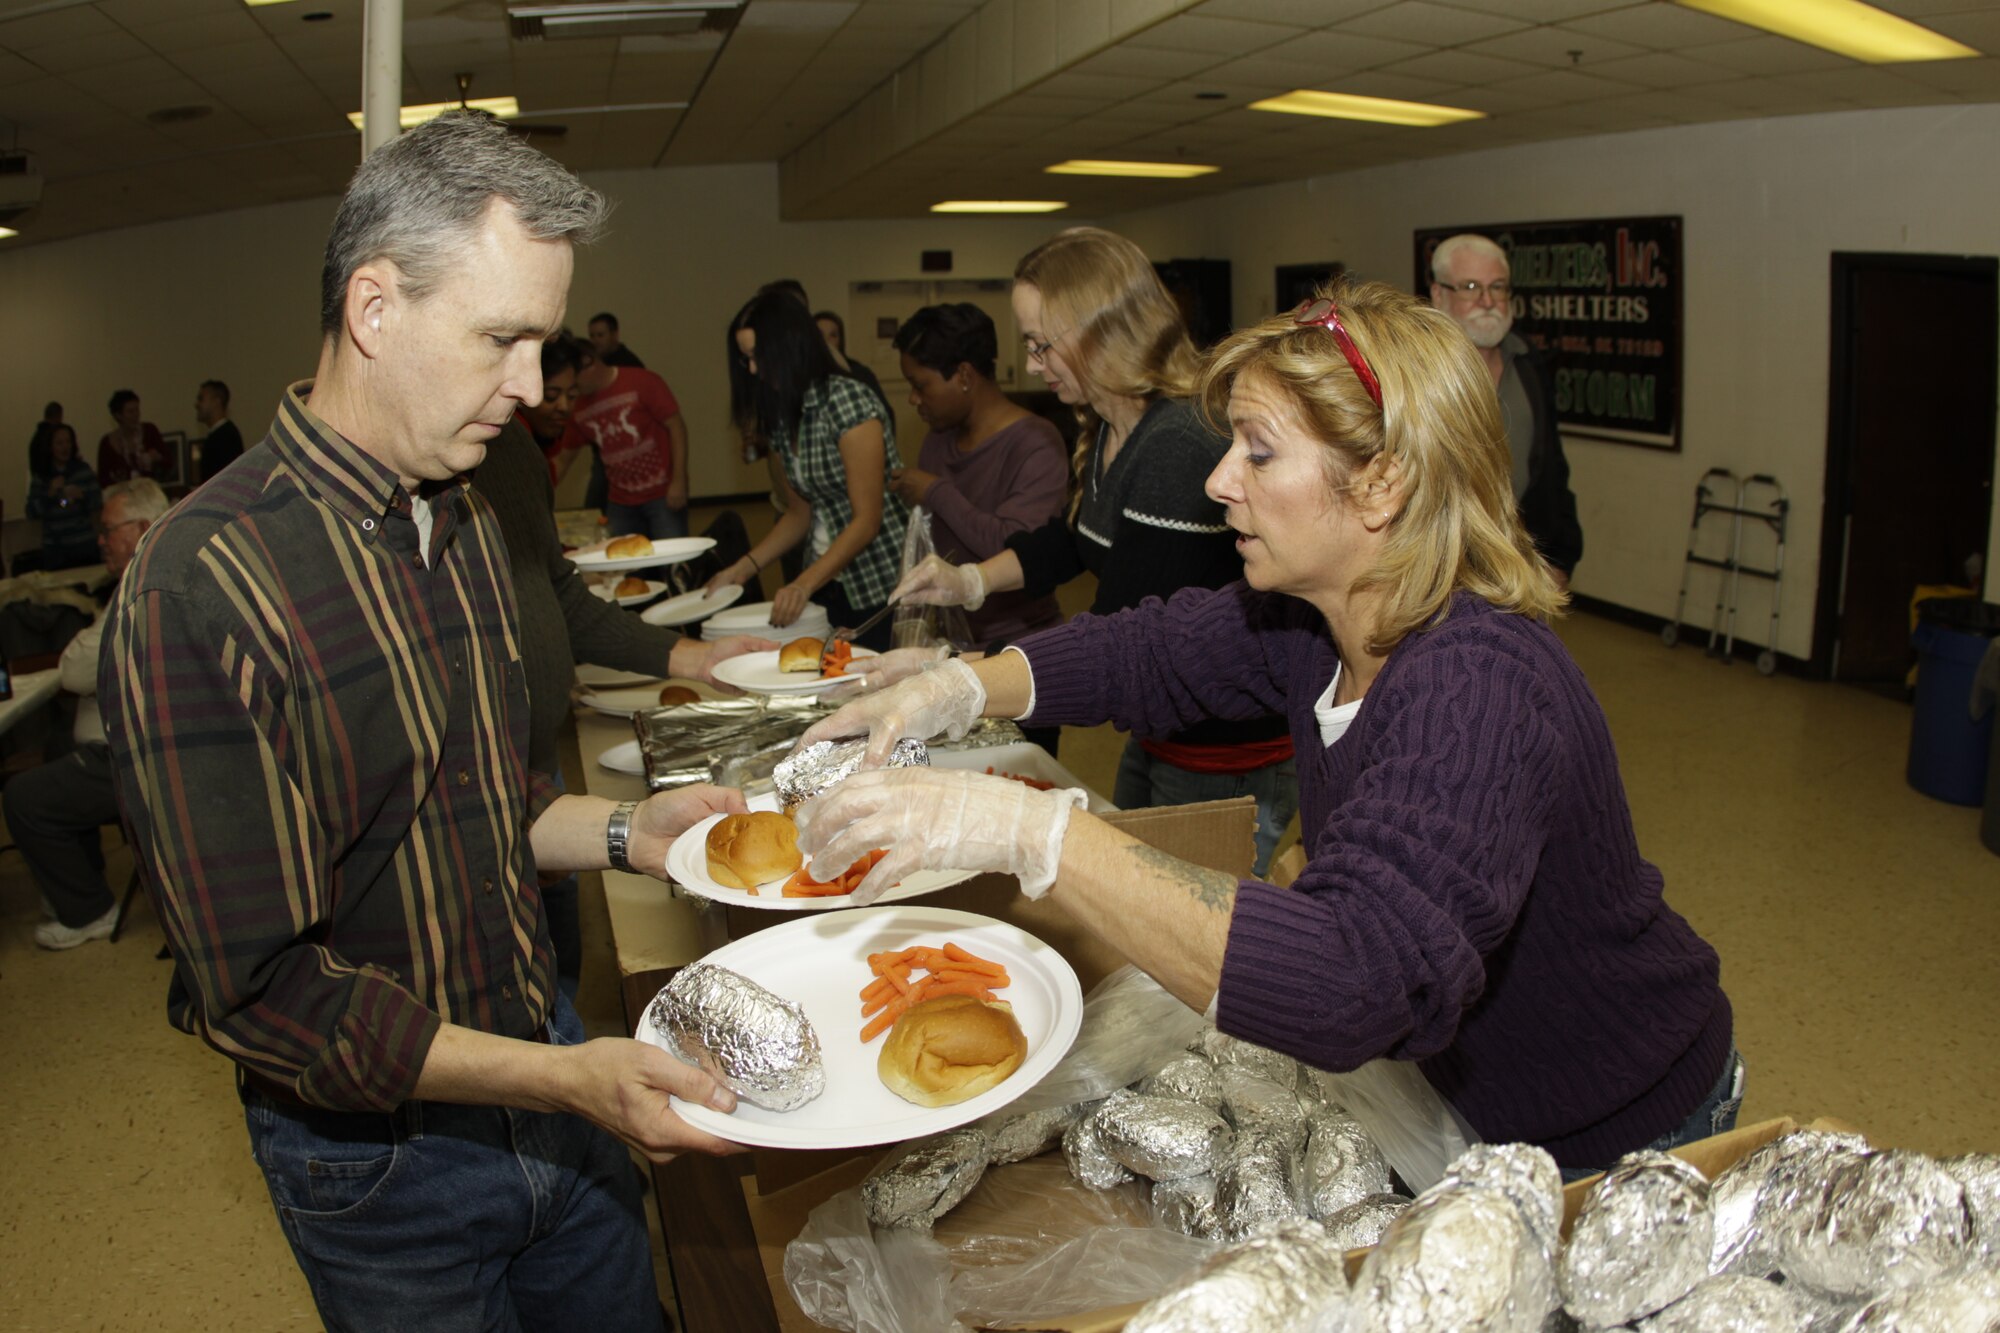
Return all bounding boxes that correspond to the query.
[1248,89,1484,127]
[0,227,17,240]
[930,200,1068,214]
[1673,0,1978,62]
[509,2,741,40]
[244,0,300,7]
[1045,159,1218,179]
[346,98,521,131]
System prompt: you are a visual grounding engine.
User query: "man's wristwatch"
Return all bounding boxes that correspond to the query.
[605,800,639,873]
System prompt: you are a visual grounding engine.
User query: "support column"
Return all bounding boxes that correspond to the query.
[361,0,404,157]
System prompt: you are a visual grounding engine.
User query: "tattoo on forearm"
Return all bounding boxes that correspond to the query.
[1128,844,1236,914]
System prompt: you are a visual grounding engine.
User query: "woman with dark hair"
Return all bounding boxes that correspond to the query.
[19,423,103,574]
[97,389,166,486]
[705,292,910,650]
[887,302,1067,653]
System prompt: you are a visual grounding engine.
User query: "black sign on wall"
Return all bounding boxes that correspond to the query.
[1414,216,1683,451]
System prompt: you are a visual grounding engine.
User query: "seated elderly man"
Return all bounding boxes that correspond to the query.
[8,478,170,949]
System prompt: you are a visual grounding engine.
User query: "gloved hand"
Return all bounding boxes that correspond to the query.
[793,768,1086,905]
[891,554,986,611]
[823,643,952,698]
[795,657,986,766]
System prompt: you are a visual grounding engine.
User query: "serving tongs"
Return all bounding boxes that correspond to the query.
[821,598,899,673]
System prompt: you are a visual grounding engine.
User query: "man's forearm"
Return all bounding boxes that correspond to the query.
[530,793,618,874]
[412,1020,574,1110]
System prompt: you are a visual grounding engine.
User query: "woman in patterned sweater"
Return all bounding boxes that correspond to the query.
[707,294,910,650]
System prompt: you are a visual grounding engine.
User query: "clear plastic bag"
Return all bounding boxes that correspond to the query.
[1307,1058,1478,1194]
[892,508,977,651]
[1003,965,1210,1117]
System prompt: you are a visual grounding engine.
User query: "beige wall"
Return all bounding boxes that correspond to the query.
[1106,103,2000,654]
[3,105,1997,649]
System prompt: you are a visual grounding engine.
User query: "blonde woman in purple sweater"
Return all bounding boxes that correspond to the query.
[795,281,1737,1173]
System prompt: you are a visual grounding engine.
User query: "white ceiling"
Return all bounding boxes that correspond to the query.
[0,0,1996,245]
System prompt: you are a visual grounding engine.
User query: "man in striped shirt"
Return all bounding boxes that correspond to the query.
[100,112,739,1332]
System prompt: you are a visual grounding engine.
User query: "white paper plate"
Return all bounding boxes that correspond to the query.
[711,646,877,695]
[596,739,645,776]
[641,583,744,627]
[589,578,669,607]
[579,685,692,717]
[576,663,664,689]
[704,600,830,635]
[664,792,976,911]
[570,536,715,572]
[641,906,1082,1149]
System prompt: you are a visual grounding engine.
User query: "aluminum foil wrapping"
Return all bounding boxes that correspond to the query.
[978,1101,1086,1166]
[1637,1274,1814,1333]
[1096,1089,1234,1183]
[646,963,823,1111]
[861,1125,992,1230]
[1215,1131,1308,1242]
[1190,1029,1302,1092]
[774,736,929,811]
[1773,1148,1973,1298]
[1714,1130,1872,1277]
[1063,1106,1134,1190]
[1435,1143,1565,1264]
[1842,1265,2000,1329]
[1125,1218,1351,1333]
[1303,1112,1394,1221]
[1560,1151,1713,1327]
[1220,1067,1308,1153]
[1943,1153,2000,1256]
[1139,1052,1223,1110]
[1151,1173,1223,1240]
[1322,1194,1410,1251]
[1349,1185,1558,1333]
[630,694,829,791]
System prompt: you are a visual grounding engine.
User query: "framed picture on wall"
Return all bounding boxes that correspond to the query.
[156,431,187,487]
[1276,262,1347,312]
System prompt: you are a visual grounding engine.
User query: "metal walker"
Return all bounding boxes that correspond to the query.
[1662,469,1788,675]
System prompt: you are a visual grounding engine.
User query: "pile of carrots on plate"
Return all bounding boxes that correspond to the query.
[859,941,1011,1042]
[819,640,854,678]
[755,848,888,898]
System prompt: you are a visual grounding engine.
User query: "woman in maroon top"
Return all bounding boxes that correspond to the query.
[97,389,167,485]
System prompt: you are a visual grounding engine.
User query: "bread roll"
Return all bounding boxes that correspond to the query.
[605,534,655,560]
[657,684,701,707]
[704,811,802,890]
[778,636,825,673]
[878,994,1027,1108]
[615,576,650,597]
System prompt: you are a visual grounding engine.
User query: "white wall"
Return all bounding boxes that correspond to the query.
[1104,104,2000,657]
[3,106,1997,652]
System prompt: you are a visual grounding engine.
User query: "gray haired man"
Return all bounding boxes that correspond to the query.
[99,112,742,1331]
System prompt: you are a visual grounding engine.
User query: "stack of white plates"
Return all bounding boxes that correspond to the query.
[702,599,831,641]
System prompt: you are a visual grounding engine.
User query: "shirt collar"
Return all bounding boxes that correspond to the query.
[270,381,470,535]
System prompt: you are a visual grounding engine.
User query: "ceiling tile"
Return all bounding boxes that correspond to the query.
[123,9,270,56]
[1460,25,1647,68]
[1269,27,1431,71]
[1376,47,1541,86]
[1890,54,2000,96]
[1483,66,1645,105]
[1333,1,1529,47]
[1125,13,1301,56]
[0,5,120,50]
[1776,66,1950,108]
[1924,12,2000,50]
[1585,50,1748,89]
[1191,0,1393,22]
[1068,43,1219,80]
[19,28,156,73]
[1690,35,1854,77]
[1433,0,1640,18]
[1325,67,1460,101]
[1562,4,1751,50]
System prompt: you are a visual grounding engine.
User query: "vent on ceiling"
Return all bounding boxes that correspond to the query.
[509,2,743,42]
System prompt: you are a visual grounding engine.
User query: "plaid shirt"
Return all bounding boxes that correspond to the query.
[100,384,557,1112]
[778,374,910,608]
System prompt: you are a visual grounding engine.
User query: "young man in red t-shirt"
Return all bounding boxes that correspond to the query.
[563,349,689,537]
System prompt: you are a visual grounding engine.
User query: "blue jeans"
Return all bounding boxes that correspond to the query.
[1558,1046,1746,1184]
[242,994,662,1333]
[1114,739,1299,877]
[605,498,687,540]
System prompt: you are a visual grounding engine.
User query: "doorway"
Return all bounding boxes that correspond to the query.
[1814,253,1997,685]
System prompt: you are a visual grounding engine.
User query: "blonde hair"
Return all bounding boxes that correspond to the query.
[1014,227,1201,513]
[1198,280,1565,652]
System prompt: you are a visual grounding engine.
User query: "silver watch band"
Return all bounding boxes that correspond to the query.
[606,800,639,873]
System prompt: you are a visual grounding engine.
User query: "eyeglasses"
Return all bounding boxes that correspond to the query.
[98,516,144,539]
[1291,297,1383,408]
[1023,325,1071,362]
[1438,278,1512,302]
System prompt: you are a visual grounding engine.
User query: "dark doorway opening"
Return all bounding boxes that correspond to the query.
[1815,253,1997,687]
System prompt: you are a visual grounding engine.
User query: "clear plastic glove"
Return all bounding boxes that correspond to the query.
[822,643,951,698]
[795,657,986,766]
[891,554,986,611]
[794,768,1086,905]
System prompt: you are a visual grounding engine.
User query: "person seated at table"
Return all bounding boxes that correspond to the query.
[17,424,103,575]
[887,302,1068,653]
[792,281,1740,1176]
[705,292,910,651]
[96,389,167,486]
[8,478,168,949]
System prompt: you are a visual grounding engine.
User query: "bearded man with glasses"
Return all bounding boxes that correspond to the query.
[1429,233,1582,587]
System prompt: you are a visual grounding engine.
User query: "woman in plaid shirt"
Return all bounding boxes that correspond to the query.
[709,293,910,649]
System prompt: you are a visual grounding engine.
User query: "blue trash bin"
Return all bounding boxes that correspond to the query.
[1907,597,2000,806]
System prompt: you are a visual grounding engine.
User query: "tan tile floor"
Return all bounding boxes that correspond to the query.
[2,594,1995,1330]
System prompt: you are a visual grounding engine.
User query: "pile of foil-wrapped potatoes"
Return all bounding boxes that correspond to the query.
[860,1028,2000,1331]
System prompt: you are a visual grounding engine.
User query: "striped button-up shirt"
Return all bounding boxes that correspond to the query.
[100,384,557,1112]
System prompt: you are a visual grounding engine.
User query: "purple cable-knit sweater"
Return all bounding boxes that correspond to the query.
[1017,585,1732,1168]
